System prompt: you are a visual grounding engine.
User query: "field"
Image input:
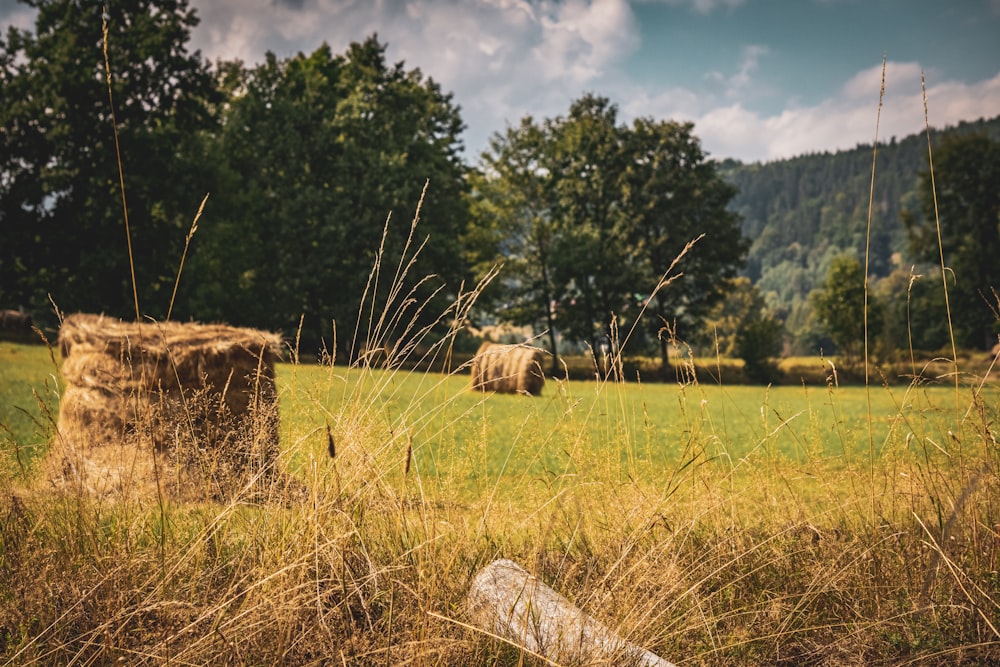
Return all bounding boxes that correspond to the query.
[2,339,998,665]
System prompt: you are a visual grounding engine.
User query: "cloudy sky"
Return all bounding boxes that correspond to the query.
[3,0,999,163]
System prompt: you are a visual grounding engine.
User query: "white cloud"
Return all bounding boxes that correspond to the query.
[688,63,1000,162]
[612,58,1000,162]
[6,0,995,163]
[0,2,35,32]
[732,44,768,88]
[619,85,704,121]
[840,59,923,101]
[187,0,639,156]
[532,0,640,83]
[703,43,769,98]
[646,0,746,13]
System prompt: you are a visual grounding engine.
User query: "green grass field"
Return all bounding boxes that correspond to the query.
[281,354,994,492]
[2,339,998,664]
[7,340,991,494]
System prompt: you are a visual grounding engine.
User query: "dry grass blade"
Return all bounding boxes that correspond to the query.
[921,71,961,414]
[101,7,140,326]
[166,193,209,322]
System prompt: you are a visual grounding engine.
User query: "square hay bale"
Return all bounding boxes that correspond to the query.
[46,313,299,502]
[470,341,545,396]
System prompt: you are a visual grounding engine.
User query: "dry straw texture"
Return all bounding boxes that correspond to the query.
[47,313,295,501]
[470,341,545,395]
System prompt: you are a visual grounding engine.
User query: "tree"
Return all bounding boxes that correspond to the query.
[0,0,219,323]
[471,96,746,369]
[699,277,782,383]
[735,315,784,384]
[465,118,565,370]
[811,254,882,364]
[720,116,1000,354]
[623,118,747,367]
[904,132,1000,349]
[699,277,770,354]
[876,265,951,356]
[184,37,469,356]
[546,96,645,356]
[469,96,643,369]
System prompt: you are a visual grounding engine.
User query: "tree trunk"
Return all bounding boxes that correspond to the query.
[546,324,560,376]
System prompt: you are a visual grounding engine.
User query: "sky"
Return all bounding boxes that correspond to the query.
[3,0,1000,163]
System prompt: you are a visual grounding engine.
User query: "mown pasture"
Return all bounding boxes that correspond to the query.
[2,340,998,665]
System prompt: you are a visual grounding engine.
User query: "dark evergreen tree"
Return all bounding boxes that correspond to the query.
[721,115,1000,353]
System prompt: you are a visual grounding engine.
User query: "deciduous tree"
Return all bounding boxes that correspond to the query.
[465,118,564,369]
[185,37,469,356]
[623,118,747,366]
[811,254,882,364]
[471,96,746,368]
[904,133,1000,349]
[0,0,219,323]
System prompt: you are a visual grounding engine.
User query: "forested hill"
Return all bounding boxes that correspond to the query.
[717,115,1000,344]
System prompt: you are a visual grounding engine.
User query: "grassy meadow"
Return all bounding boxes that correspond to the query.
[1,338,998,665]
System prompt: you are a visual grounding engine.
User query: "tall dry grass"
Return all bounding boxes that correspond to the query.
[1,36,998,666]
[3,187,998,664]
[2,354,998,665]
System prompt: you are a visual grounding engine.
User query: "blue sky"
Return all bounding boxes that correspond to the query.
[3,0,999,162]
[628,1,1000,110]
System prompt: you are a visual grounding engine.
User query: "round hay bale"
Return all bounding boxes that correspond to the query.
[46,313,299,502]
[470,341,545,396]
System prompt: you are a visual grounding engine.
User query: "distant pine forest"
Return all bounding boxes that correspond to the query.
[720,114,1000,354]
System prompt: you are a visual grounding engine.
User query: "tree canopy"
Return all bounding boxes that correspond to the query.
[722,116,1000,353]
[904,132,1000,349]
[811,254,882,364]
[0,0,218,324]
[8,0,997,368]
[182,37,469,356]
[471,95,746,367]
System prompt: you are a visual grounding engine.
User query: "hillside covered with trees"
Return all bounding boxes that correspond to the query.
[720,115,1000,353]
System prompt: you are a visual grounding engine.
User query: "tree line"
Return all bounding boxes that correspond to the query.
[2,0,998,372]
[0,0,746,365]
[723,116,1000,354]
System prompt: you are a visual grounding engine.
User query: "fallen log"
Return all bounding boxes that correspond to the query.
[467,558,675,667]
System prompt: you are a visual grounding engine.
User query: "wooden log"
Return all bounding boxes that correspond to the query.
[467,558,675,667]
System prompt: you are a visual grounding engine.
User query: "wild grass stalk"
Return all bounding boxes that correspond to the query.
[3,45,1000,667]
[863,54,886,536]
[921,72,962,418]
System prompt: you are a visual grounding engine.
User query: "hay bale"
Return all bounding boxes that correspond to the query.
[46,313,297,502]
[0,309,33,342]
[470,341,545,396]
